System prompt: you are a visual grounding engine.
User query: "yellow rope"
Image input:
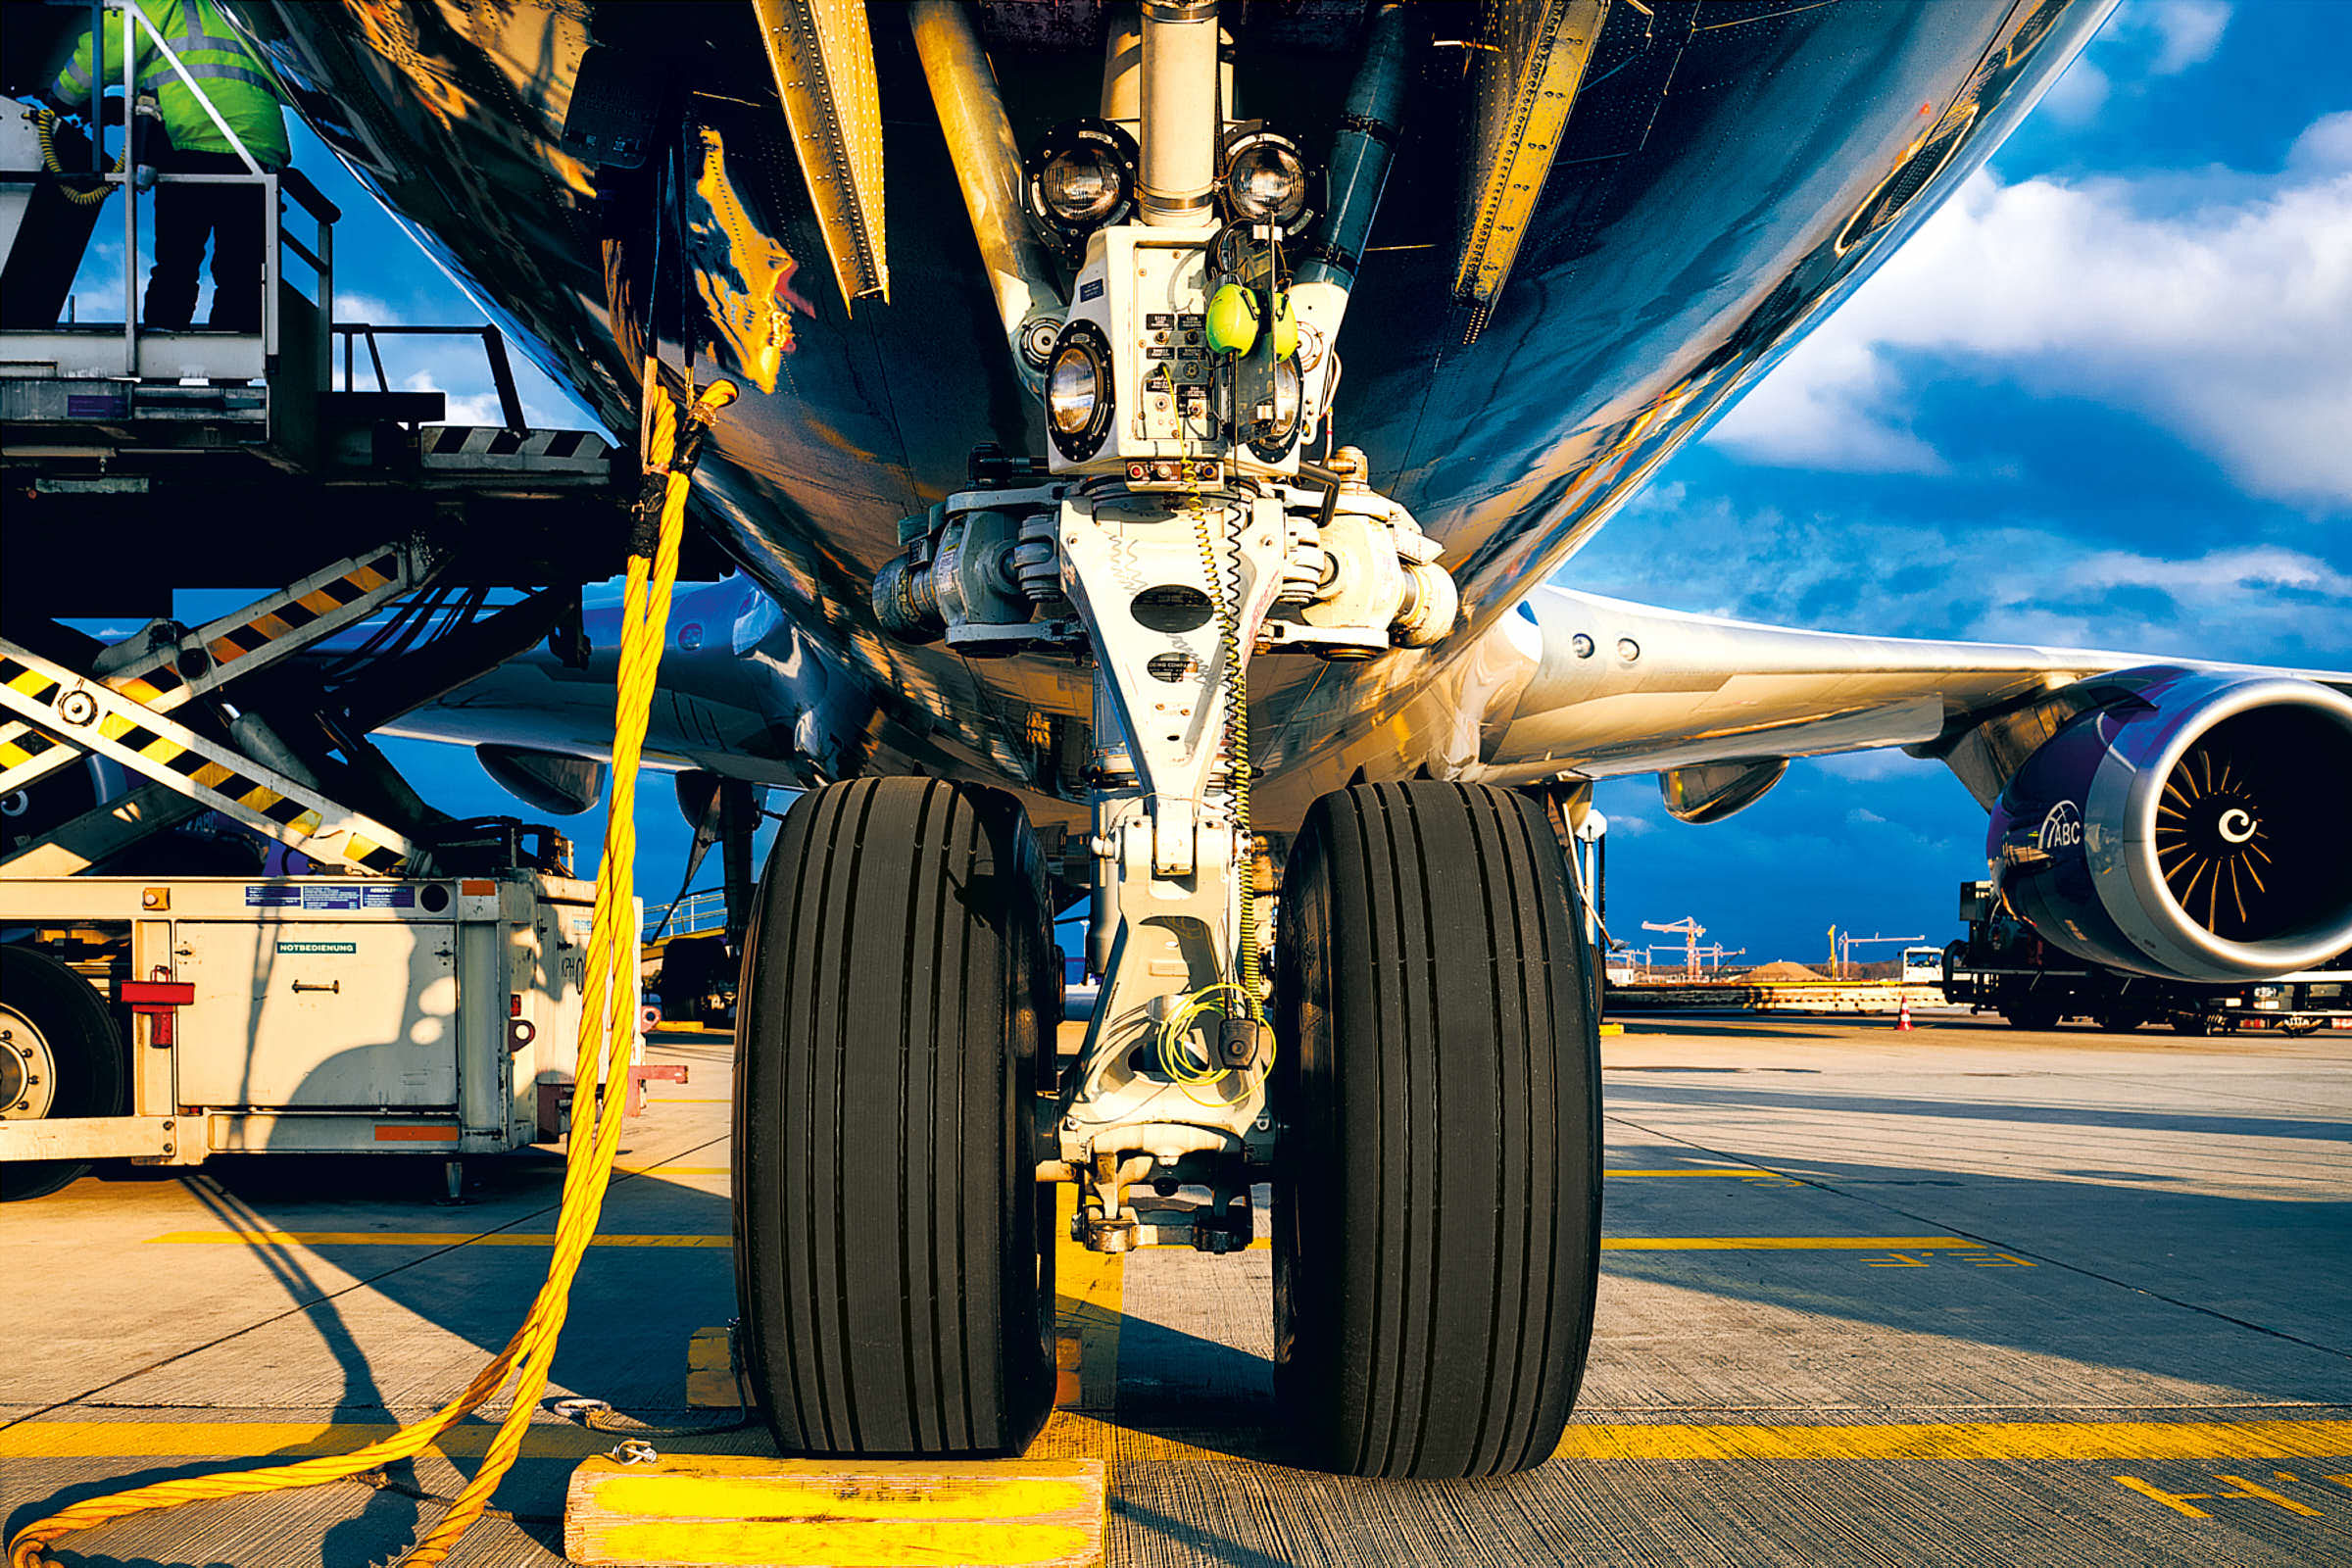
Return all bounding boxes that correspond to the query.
[30,108,120,207]
[6,369,736,1568]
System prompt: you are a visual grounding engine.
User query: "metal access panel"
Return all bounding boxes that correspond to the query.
[174,920,460,1108]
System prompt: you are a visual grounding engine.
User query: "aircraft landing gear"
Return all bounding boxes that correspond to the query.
[732,778,1058,1455]
[744,0,1597,1474]
[1274,782,1602,1477]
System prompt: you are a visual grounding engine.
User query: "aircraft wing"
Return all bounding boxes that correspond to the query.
[1477,585,2352,815]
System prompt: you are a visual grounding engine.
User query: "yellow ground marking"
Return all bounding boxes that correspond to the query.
[1603,1236,1979,1250]
[564,1453,1104,1568]
[685,1324,738,1409]
[0,1422,625,1460]
[1054,1187,1126,1416]
[647,1098,732,1104]
[147,1229,1982,1253]
[10,1419,2347,1468]
[618,1167,1803,1182]
[1598,1022,1625,1036]
[147,1230,729,1249]
[2115,1469,2332,1518]
[1551,1422,2352,1462]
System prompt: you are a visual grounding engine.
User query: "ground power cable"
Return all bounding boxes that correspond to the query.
[8,370,737,1568]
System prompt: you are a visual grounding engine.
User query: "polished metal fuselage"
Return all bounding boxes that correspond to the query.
[247,0,2112,837]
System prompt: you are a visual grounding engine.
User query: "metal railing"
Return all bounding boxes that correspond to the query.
[332,321,525,429]
[642,888,729,945]
[7,0,337,380]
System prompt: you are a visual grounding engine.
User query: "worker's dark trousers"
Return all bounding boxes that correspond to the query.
[147,148,273,333]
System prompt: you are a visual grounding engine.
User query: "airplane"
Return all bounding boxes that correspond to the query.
[26,0,2352,1480]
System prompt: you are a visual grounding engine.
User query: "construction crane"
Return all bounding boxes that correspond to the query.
[1831,930,1926,979]
[1642,916,1706,978]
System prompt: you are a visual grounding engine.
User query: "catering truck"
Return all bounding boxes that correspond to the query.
[1939,881,2352,1036]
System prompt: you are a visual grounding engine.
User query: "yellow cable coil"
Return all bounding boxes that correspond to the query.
[7,370,737,1568]
[30,108,121,207]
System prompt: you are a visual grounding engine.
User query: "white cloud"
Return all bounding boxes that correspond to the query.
[1575,483,2352,668]
[1706,116,2352,508]
[2132,0,2231,75]
[2038,55,2110,125]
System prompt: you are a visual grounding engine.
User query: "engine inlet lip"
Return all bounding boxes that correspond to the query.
[2093,671,2352,980]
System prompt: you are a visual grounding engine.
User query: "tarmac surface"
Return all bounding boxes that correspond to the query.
[4,1012,2349,1566]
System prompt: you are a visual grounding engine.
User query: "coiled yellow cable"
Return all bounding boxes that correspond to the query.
[30,108,120,208]
[1152,480,1272,1103]
[6,369,735,1568]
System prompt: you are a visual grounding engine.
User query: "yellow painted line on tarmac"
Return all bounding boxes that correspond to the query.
[645,1098,731,1104]
[0,1421,622,1460]
[146,1230,728,1249]
[626,1167,1782,1184]
[1054,1186,1126,1418]
[1550,1420,2352,1462]
[1603,1236,1979,1250]
[1212,1234,1979,1253]
[10,1418,2346,1466]
[148,1230,1979,1252]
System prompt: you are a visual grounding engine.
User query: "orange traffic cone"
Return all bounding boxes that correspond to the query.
[1897,997,1913,1032]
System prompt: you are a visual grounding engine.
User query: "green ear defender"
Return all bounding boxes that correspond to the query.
[1270,291,1298,360]
[1205,282,1261,355]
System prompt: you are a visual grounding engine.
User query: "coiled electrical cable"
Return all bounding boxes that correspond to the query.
[30,107,120,207]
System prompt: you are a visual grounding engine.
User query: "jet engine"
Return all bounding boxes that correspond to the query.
[1988,666,2352,982]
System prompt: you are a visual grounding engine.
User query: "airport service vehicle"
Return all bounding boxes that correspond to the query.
[1900,946,1944,989]
[7,0,2350,1483]
[1940,881,2352,1036]
[0,870,612,1201]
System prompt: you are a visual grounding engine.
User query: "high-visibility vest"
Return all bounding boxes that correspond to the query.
[50,0,291,168]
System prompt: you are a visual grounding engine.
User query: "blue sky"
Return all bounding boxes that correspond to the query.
[130,1,2350,961]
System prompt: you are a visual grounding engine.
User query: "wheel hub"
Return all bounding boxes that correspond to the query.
[0,1003,57,1119]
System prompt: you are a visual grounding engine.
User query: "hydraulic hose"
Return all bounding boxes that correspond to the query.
[6,368,736,1568]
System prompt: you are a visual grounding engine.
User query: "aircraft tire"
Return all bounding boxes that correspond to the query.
[1272,782,1601,1477]
[733,778,1056,1456]
[1,947,124,1202]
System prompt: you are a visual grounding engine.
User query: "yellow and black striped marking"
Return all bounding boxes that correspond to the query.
[0,555,406,793]
[0,645,411,875]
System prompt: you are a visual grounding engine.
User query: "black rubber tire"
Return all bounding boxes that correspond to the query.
[733,778,1056,1456]
[2095,1008,2147,1034]
[2172,1013,2213,1037]
[2,946,125,1201]
[1273,781,1602,1478]
[2004,1000,2060,1031]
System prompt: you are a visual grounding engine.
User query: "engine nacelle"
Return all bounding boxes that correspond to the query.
[1988,666,2352,982]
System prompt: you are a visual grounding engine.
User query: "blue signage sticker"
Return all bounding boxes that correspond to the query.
[244,886,301,906]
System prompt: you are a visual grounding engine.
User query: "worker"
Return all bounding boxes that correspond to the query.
[42,0,290,334]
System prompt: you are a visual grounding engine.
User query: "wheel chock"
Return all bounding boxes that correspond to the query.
[564,1452,1106,1567]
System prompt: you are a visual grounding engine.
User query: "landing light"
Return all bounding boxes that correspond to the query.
[1028,121,1138,249]
[1046,321,1114,461]
[1221,128,1311,229]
